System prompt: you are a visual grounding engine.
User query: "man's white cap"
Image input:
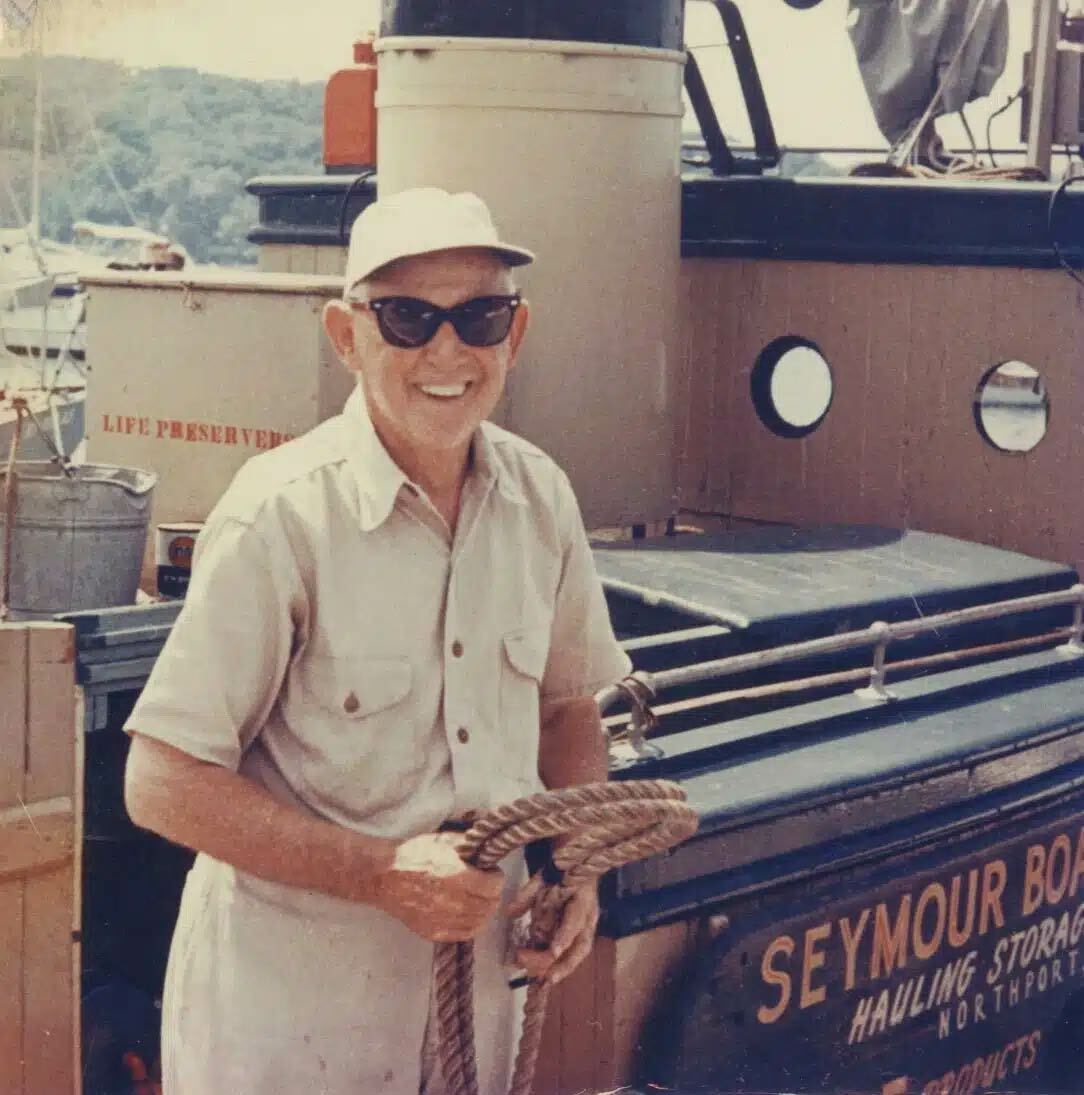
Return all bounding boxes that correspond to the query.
[343,187,535,296]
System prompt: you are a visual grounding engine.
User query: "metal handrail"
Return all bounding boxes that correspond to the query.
[604,625,1076,735]
[598,584,1084,757]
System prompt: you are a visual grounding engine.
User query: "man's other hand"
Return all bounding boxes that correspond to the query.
[506,875,599,984]
[376,832,504,942]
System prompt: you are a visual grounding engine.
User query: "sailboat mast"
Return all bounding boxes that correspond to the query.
[29,3,44,243]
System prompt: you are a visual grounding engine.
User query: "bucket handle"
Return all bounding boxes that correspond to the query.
[78,469,158,498]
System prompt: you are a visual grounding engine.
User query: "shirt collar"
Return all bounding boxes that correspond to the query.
[341,386,525,532]
[473,422,527,508]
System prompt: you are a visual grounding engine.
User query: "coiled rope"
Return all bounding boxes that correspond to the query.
[434,779,698,1095]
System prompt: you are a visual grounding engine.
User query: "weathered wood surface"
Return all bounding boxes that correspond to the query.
[679,260,1084,574]
[0,623,80,1095]
[531,918,699,1094]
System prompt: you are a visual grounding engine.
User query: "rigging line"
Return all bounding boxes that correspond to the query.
[958,107,980,167]
[78,89,142,229]
[43,101,79,223]
[985,85,1024,168]
[889,0,996,168]
[0,170,28,227]
[1047,174,1084,293]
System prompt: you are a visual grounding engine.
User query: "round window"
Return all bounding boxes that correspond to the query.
[973,361,1049,454]
[751,336,833,439]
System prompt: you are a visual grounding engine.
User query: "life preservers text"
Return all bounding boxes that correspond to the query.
[100,413,294,450]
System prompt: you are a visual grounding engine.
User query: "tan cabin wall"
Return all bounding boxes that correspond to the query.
[678,258,1084,572]
[0,624,81,1095]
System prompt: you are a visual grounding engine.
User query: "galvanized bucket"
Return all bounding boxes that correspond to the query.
[0,461,157,620]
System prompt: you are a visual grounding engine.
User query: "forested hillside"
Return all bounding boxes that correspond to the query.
[0,56,324,264]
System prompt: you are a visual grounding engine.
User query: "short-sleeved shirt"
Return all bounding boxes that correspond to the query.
[127,384,631,837]
[127,386,631,1093]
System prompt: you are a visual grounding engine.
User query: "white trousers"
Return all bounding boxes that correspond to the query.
[161,855,522,1095]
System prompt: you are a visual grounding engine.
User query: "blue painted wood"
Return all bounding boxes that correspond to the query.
[648,792,1084,1093]
[595,527,1074,644]
[603,759,1084,936]
[682,173,1084,268]
[58,601,181,695]
[243,171,1084,269]
[378,0,684,50]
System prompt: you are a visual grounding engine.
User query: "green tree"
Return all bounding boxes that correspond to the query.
[0,56,325,265]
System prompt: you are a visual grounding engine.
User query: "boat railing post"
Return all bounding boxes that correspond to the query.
[854,620,897,703]
[1056,583,1084,657]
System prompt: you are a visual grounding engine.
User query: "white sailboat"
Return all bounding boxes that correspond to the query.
[0,3,184,465]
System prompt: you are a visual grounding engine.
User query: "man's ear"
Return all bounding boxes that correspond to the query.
[323,300,358,369]
[506,298,530,365]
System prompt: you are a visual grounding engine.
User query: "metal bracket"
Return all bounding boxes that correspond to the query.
[854,621,897,703]
[1056,584,1084,658]
[180,283,204,312]
[607,672,663,768]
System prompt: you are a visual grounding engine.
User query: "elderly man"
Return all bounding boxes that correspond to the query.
[123,187,631,1094]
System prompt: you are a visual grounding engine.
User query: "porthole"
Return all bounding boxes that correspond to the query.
[751,336,833,439]
[973,361,1049,454]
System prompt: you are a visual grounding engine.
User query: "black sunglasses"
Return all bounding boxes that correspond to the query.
[350,294,522,349]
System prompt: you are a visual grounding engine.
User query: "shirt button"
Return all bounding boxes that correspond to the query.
[457,727,470,744]
[451,640,464,658]
[343,693,360,713]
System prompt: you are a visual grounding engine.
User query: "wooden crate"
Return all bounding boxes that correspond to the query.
[0,623,81,1095]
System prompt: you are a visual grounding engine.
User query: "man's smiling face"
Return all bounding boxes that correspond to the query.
[326,247,529,472]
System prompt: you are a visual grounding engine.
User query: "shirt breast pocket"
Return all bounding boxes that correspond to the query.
[293,654,420,810]
[498,626,549,793]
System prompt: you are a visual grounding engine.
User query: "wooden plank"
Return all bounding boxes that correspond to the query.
[556,942,604,1095]
[912,266,992,543]
[23,867,75,1095]
[71,692,85,1095]
[815,262,873,527]
[681,261,709,510]
[0,882,24,1093]
[984,267,1042,553]
[0,623,80,1095]
[529,939,612,1094]
[0,800,74,884]
[590,936,617,1092]
[533,979,559,1095]
[612,919,696,1086]
[706,262,743,515]
[730,261,799,520]
[1032,269,1084,570]
[25,625,75,805]
[780,260,834,525]
[898,264,951,536]
[0,623,28,1093]
[0,627,28,811]
[854,265,913,526]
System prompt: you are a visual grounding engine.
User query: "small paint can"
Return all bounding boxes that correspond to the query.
[156,522,203,598]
